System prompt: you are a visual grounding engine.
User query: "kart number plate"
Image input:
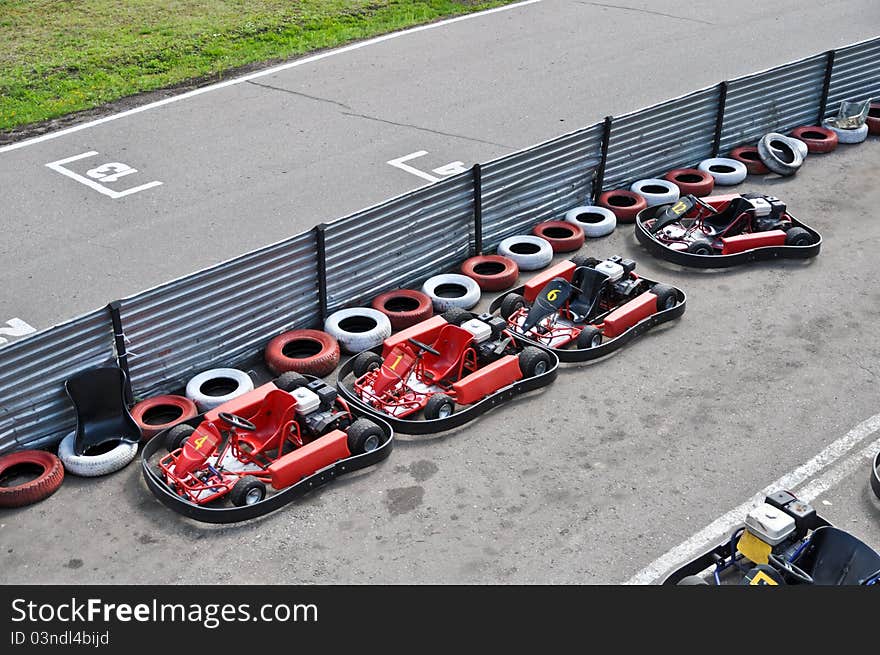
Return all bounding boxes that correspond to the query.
[736,529,771,565]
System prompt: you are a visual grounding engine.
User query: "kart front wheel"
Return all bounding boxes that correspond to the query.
[519,347,551,377]
[230,476,266,507]
[424,394,455,420]
[576,326,603,349]
[500,293,527,320]
[651,284,678,311]
[352,351,383,378]
[784,226,813,246]
[165,424,195,453]
[346,418,384,454]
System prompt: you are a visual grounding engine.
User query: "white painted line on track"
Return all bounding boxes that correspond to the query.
[625,412,880,585]
[45,151,162,198]
[0,0,543,156]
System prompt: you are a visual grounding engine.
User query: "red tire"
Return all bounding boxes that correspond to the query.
[531,221,585,252]
[729,146,770,175]
[596,190,648,224]
[370,289,433,330]
[0,450,64,508]
[866,102,880,135]
[130,395,199,440]
[663,168,714,197]
[790,126,839,153]
[460,255,519,291]
[265,329,341,377]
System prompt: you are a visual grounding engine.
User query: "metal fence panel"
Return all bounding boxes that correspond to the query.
[323,171,473,312]
[0,310,115,453]
[121,232,319,398]
[481,125,603,250]
[602,88,719,191]
[719,54,827,154]
[825,37,880,117]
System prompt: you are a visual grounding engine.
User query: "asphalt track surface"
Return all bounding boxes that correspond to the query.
[1,1,880,584]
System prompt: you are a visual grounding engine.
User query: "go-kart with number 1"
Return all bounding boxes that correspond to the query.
[337,309,559,434]
[488,255,685,362]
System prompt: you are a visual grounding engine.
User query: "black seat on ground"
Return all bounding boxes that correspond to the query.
[702,197,753,234]
[796,526,880,585]
[569,266,609,318]
[65,366,141,455]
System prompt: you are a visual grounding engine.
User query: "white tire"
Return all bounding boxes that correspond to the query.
[565,206,616,238]
[822,120,868,144]
[185,368,254,411]
[324,308,392,354]
[757,133,805,177]
[497,235,554,271]
[697,158,748,186]
[786,137,809,160]
[420,274,482,312]
[58,431,138,477]
[629,179,680,207]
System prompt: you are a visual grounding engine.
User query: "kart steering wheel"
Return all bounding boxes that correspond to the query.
[408,338,440,356]
[217,412,257,432]
[768,553,814,585]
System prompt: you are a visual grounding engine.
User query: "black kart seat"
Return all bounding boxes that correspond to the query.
[65,366,141,456]
[797,526,880,585]
[702,196,754,235]
[569,266,609,319]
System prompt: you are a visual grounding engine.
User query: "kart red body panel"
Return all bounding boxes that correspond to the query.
[268,429,350,489]
[173,422,223,477]
[523,261,577,302]
[451,354,522,406]
[602,291,657,338]
[382,315,447,357]
[720,230,787,254]
[203,382,281,422]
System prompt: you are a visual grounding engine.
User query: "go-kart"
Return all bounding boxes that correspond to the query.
[337,309,559,434]
[488,255,685,362]
[664,491,880,586]
[141,372,392,523]
[635,192,822,268]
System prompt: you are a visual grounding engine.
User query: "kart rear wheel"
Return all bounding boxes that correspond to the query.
[651,284,678,311]
[274,371,309,392]
[570,255,600,268]
[230,476,266,507]
[677,575,709,585]
[352,351,383,378]
[784,227,813,247]
[519,347,551,378]
[441,307,472,326]
[499,293,527,320]
[576,326,603,349]
[686,240,714,256]
[346,418,384,454]
[424,394,455,420]
[165,424,195,453]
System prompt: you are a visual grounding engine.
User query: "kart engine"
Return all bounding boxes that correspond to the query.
[742,193,788,231]
[596,256,640,296]
[743,491,819,561]
[292,380,347,436]
[465,314,513,360]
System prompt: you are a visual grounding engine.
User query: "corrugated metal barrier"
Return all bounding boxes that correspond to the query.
[1,36,878,453]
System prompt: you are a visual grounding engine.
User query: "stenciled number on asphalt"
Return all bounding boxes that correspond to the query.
[45,151,162,199]
[387,150,468,183]
[0,318,37,346]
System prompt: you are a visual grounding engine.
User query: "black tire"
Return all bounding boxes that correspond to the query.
[576,325,603,349]
[441,307,472,326]
[229,476,266,507]
[352,351,383,378]
[686,240,714,255]
[677,575,709,586]
[518,346,551,377]
[346,418,384,454]
[499,293,527,320]
[274,371,309,392]
[423,393,455,420]
[165,424,195,453]
[570,255,600,268]
[651,284,678,311]
[785,226,813,246]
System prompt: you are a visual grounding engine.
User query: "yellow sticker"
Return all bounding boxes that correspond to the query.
[736,529,772,565]
[547,289,560,302]
[193,435,208,450]
[749,570,778,586]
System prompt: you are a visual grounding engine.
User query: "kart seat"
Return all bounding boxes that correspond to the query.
[420,324,473,381]
[701,196,753,235]
[235,389,298,457]
[65,365,141,455]
[797,526,880,585]
[569,266,609,318]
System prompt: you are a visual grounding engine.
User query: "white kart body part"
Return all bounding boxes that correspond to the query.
[593,259,624,283]
[291,387,321,416]
[509,311,578,349]
[359,374,444,419]
[744,503,796,546]
[460,318,493,343]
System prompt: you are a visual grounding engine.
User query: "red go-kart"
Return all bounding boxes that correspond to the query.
[157,373,384,508]
[495,255,680,353]
[347,309,554,423]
